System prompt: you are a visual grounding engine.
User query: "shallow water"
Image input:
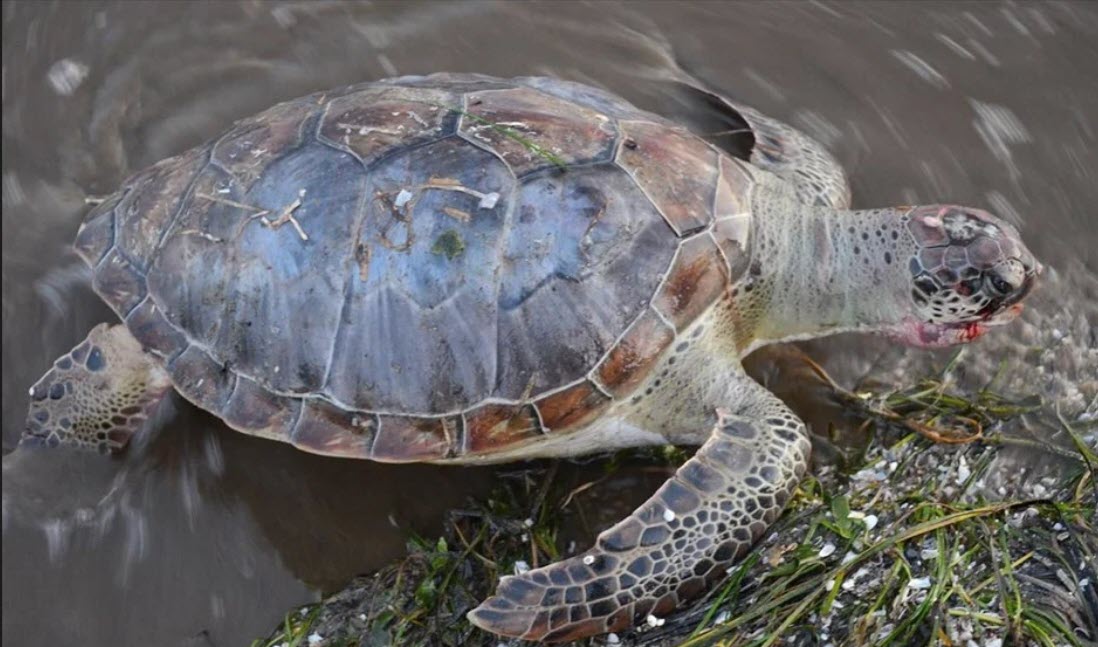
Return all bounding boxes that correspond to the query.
[3,2,1096,646]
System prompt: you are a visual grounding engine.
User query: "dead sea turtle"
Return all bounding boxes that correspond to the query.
[23,74,1039,642]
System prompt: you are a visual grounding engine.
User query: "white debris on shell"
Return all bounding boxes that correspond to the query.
[47,59,90,96]
[582,555,595,565]
[478,192,500,209]
[394,189,414,208]
[606,632,621,644]
[645,614,665,628]
[663,508,676,522]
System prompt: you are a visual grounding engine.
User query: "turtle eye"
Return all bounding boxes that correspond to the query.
[986,272,1014,296]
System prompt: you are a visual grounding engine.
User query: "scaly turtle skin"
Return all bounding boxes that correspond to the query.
[22,74,1040,642]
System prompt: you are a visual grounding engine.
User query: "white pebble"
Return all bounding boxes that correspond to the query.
[645,614,665,628]
[307,633,322,645]
[523,518,535,528]
[714,610,731,624]
[920,548,939,560]
[818,543,837,558]
[583,555,595,565]
[606,633,621,645]
[663,509,676,522]
[908,577,933,589]
[863,514,879,531]
[513,560,530,575]
[394,189,414,208]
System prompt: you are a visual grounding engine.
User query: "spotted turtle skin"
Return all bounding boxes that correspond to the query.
[73,73,755,461]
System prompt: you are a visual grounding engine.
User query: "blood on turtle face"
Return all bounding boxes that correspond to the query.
[894,205,1040,347]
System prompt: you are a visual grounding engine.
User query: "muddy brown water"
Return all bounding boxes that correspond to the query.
[3,2,1096,646]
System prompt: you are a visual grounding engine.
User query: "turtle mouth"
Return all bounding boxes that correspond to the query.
[889,303,1024,348]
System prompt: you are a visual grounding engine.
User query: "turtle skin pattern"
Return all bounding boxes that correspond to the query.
[470,382,809,641]
[72,74,755,461]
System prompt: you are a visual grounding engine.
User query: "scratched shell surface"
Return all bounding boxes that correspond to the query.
[75,73,756,461]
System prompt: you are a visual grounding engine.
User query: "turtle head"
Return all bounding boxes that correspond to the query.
[889,205,1040,348]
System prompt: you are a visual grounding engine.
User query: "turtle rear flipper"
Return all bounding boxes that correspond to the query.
[23,324,172,454]
[468,381,811,642]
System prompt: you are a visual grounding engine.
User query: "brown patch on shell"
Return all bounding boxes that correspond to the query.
[534,381,611,433]
[460,87,617,176]
[594,308,675,397]
[712,215,751,280]
[124,298,188,358]
[319,86,458,165]
[464,403,543,454]
[221,376,300,439]
[212,100,315,189]
[168,346,237,413]
[713,156,754,218]
[115,149,208,268]
[616,120,718,236]
[93,250,146,316]
[292,399,376,457]
[652,235,729,329]
[371,415,461,462]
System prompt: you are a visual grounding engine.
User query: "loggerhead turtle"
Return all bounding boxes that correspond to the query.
[22,74,1039,642]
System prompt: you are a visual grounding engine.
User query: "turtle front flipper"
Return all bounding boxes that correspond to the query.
[468,385,811,642]
[677,81,851,209]
[23,323,172,454]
